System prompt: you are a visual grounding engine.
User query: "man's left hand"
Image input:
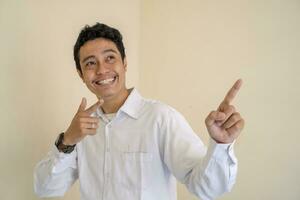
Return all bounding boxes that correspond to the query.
[205,79,245,144]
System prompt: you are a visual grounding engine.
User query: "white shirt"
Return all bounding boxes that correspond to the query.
[34,88,237,200]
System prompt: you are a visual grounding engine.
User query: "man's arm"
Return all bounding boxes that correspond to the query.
[34,98,103,197]
[205,79,244,144]
[33,145,78,197]
[161,79,244,199]
[161,107,237,200]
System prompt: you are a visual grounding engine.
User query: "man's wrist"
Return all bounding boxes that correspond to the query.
[62,131,74,145]
[55,132,76,154]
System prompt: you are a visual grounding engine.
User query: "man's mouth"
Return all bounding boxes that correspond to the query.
[94,75,118,86]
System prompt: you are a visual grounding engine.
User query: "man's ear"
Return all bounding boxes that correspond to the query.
[123,57,127,71]
[77,70,84,82]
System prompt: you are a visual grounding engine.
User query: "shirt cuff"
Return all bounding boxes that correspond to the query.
[49,144,77,173]
[206,138,237,164]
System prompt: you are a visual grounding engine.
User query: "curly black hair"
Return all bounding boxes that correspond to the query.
[73,23,126,74]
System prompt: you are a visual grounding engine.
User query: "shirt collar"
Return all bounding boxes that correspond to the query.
[96,88,143,120]
[119,88,144,119]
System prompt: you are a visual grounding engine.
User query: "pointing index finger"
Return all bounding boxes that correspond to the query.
[222,79,243,105]
[77,97,87,113]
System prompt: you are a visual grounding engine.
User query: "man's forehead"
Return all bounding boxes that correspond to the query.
[79,38,119,58]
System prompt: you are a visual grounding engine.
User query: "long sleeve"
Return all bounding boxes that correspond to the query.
[33,144,78,197]
[161,107,237,200]
[186,139,237,200]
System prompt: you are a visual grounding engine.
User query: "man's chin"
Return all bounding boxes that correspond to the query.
[96,91,115,101]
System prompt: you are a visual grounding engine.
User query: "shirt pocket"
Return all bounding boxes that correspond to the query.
[120,151,153,191]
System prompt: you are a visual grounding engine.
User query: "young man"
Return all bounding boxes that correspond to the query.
[34,23,245,200]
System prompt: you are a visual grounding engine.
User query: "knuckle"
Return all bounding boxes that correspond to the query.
[234,119,244,130]
[236,123,241,129]
[218,103,226,111]
[77,112,84,117]
[79,124,85,129]
[230,105,236,112]
[205,117,210,124]
[232,112,240,121]
[232,115,238,122]
[206,111,214,120]
[241,118,245,124]
[234,112,241,118]
[79,112,88,117]
[209,110,214,115]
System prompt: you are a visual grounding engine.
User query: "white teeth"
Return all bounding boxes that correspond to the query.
[96,77,115,85]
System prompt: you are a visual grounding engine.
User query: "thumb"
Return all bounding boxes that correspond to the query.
[77,97,87,113]
[85,99,104,115]
[205,111,226,127]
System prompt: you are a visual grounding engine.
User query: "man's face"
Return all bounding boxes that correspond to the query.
[78,38,127,101]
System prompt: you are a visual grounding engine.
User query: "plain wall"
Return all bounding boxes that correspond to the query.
[0,0,140,199]
[0,0,299,200]
[140,0,300,200]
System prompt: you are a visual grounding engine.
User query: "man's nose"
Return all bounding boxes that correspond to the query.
[96,63,109,74]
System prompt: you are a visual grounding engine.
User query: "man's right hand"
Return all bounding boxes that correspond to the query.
[63,98,104,145]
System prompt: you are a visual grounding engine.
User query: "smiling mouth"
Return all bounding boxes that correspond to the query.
[94,75,118,86]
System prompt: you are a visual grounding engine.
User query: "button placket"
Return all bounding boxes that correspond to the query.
[103,124,111,199]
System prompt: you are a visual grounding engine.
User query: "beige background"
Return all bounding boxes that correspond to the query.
[0,0,299,199]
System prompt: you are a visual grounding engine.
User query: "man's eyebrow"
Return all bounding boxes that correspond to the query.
[81,55,95,64]
[81,49,118,63]
[102,49,118,54]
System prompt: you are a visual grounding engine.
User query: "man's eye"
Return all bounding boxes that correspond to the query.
[85,61,96,67]
[106,56,115,63]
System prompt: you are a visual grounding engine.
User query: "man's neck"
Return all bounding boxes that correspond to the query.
[100,88,131,114]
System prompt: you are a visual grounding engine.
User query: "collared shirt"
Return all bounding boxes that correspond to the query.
[34,88,237,200]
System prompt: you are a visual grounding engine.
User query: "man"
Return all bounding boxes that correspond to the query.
[34,23,245,200]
